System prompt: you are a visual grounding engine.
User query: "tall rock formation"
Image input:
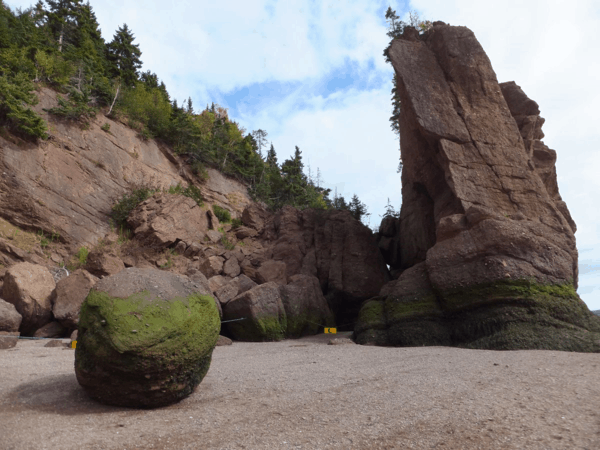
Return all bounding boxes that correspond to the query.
[355,23,600,351]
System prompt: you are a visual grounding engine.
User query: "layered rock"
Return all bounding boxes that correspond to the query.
[0,88,252,251]
[75,268,220,408]
[264,206,388,327]
[127,193,212,248]
[222,276,335,341]
[356,23,600,351]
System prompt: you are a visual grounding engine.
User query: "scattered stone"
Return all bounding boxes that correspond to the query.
[200,256,225,278]
[2,262,55,335]
[184,243,205,259]
[52,269,98,331]
[85,250,125,278]
[216,335,232,346]
[256,260,287,286]
[235,226,258,239]
[206,230,222,243]
[0,298,22,332]
[208,275,230,293]
[235,274,257,296]
[215,282,239,305]
[33,321,67,338]
[44,339,68,348]
[75,268,220,408]
[223,257,241,278]
[0,331,19,349]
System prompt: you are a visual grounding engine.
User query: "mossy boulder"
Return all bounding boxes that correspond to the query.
[223,282,287,341]
[355,263,600,352]
[75,268,220,408]
[279,274,335,338]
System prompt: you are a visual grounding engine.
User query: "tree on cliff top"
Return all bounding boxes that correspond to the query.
[384,7,430,175]
[107,24,141,87]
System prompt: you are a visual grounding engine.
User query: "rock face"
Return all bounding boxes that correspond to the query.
[264,206,388,327]
[75,268,220,408]
[0,88,252,250]
[2,262,55,335]
[355,23,600,351]
[127,194,211,248]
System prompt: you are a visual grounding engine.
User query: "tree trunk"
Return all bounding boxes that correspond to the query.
[107,83,120,116]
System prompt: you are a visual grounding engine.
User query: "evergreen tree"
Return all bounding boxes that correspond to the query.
[107,23,142,87]
[266,143,277,166]
[251,129,268,155]
[332,188,348,210]
[348,194,368,223]
[45,0,81,52]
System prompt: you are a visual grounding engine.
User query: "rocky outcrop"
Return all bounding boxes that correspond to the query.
[75,268,220,408]
[127,193,211,248]
[33,320,66,338]
[262,207,388,327]
[355,23,600,351]
[279,274,335,338]
[0,88,252,251]
[2,262,55,335]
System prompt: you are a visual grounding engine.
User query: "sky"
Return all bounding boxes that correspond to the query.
[7,0,600,311]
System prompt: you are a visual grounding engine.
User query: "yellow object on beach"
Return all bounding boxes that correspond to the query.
[71,341,77,349]
[324,328,337,334]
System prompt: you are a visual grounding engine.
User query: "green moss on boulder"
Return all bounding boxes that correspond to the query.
[75,268,220,408]
[355,269,600,352]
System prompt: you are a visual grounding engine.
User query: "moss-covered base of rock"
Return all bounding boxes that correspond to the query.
[354,280,600,352]
[226,315,287,342]
[75,290,220,408]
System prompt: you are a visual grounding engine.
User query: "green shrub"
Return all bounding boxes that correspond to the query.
[213,205,231,223]
[167,183,203,206]
[101,123,110,132]
[111,186,158,228]
[0,74,48,140]
[45,87,97,123]
[231,218,243,229]
[76,246,89,265]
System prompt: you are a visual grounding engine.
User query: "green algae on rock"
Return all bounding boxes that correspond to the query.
[75,268,220,408]
[355,274,600,352]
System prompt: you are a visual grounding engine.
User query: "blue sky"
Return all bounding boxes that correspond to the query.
[7,0,600,310]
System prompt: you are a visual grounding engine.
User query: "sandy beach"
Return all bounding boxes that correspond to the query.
[1,334,599,450]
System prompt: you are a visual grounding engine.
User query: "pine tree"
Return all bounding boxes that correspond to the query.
[45,0,81,52]
[251,129,268,154]
[106,23,142,87]
[348,194,368,223]
[266,143,277,166]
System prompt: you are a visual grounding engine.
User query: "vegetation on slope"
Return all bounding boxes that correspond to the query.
[0,0,369,223]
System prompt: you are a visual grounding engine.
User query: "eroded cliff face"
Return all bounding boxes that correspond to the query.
[0,88,252,254]
[356,23,600,351]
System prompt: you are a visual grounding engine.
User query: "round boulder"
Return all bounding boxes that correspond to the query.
[75,268,220,408]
